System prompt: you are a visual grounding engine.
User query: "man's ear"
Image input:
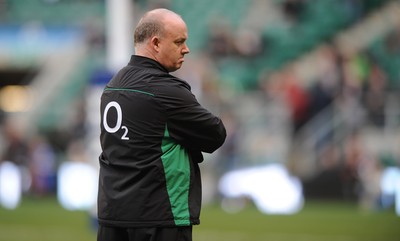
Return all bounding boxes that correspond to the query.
[151,36,160,52]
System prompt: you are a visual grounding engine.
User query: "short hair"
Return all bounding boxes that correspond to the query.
[134,9,183,46]
[134,14,164,45]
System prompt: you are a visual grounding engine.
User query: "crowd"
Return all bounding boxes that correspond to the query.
[0,0,399,212]
[197,2,400,208]
[0,97,88,197]
[256,26,400,208]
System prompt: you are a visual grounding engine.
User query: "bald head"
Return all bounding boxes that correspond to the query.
[134,8,183,47]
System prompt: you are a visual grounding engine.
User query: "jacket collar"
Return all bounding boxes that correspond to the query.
[128,55,169,73]
[127,55,191,90]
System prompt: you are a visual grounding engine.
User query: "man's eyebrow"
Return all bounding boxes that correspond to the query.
[175,37,186,42]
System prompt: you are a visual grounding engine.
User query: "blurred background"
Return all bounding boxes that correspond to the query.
[0,0,400,240]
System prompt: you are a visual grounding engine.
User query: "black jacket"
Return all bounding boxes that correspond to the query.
[98,55,226,228]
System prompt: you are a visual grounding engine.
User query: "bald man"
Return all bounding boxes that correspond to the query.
[97,8,226,241]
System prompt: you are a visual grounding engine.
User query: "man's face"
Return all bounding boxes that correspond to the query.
[156,19,190,72]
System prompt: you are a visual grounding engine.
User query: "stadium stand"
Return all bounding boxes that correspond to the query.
[0,0,399,203]
[3,0,105,25]
[1,1,397,119]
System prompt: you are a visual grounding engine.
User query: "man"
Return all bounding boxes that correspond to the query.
[97,8,226,241]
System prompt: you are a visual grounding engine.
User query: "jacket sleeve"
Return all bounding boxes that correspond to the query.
[157,82,226,154]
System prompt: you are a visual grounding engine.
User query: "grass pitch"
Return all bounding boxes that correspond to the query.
[0,197,95,241]
[0,197,399,241]
[196,201,400,241]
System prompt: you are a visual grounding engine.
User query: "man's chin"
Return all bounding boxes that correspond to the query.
[174,64,183,71]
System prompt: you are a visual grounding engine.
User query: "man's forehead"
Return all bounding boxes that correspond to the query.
[164,21,188,37]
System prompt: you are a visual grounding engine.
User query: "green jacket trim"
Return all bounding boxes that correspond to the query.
[161,125,191,226]
[104,87,155,96]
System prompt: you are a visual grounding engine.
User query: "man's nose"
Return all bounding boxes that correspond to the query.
[183,44,190,54]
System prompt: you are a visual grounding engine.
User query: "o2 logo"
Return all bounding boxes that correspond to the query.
[103,101,129,140]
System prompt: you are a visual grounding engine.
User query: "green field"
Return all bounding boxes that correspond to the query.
[0,197,399,241]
